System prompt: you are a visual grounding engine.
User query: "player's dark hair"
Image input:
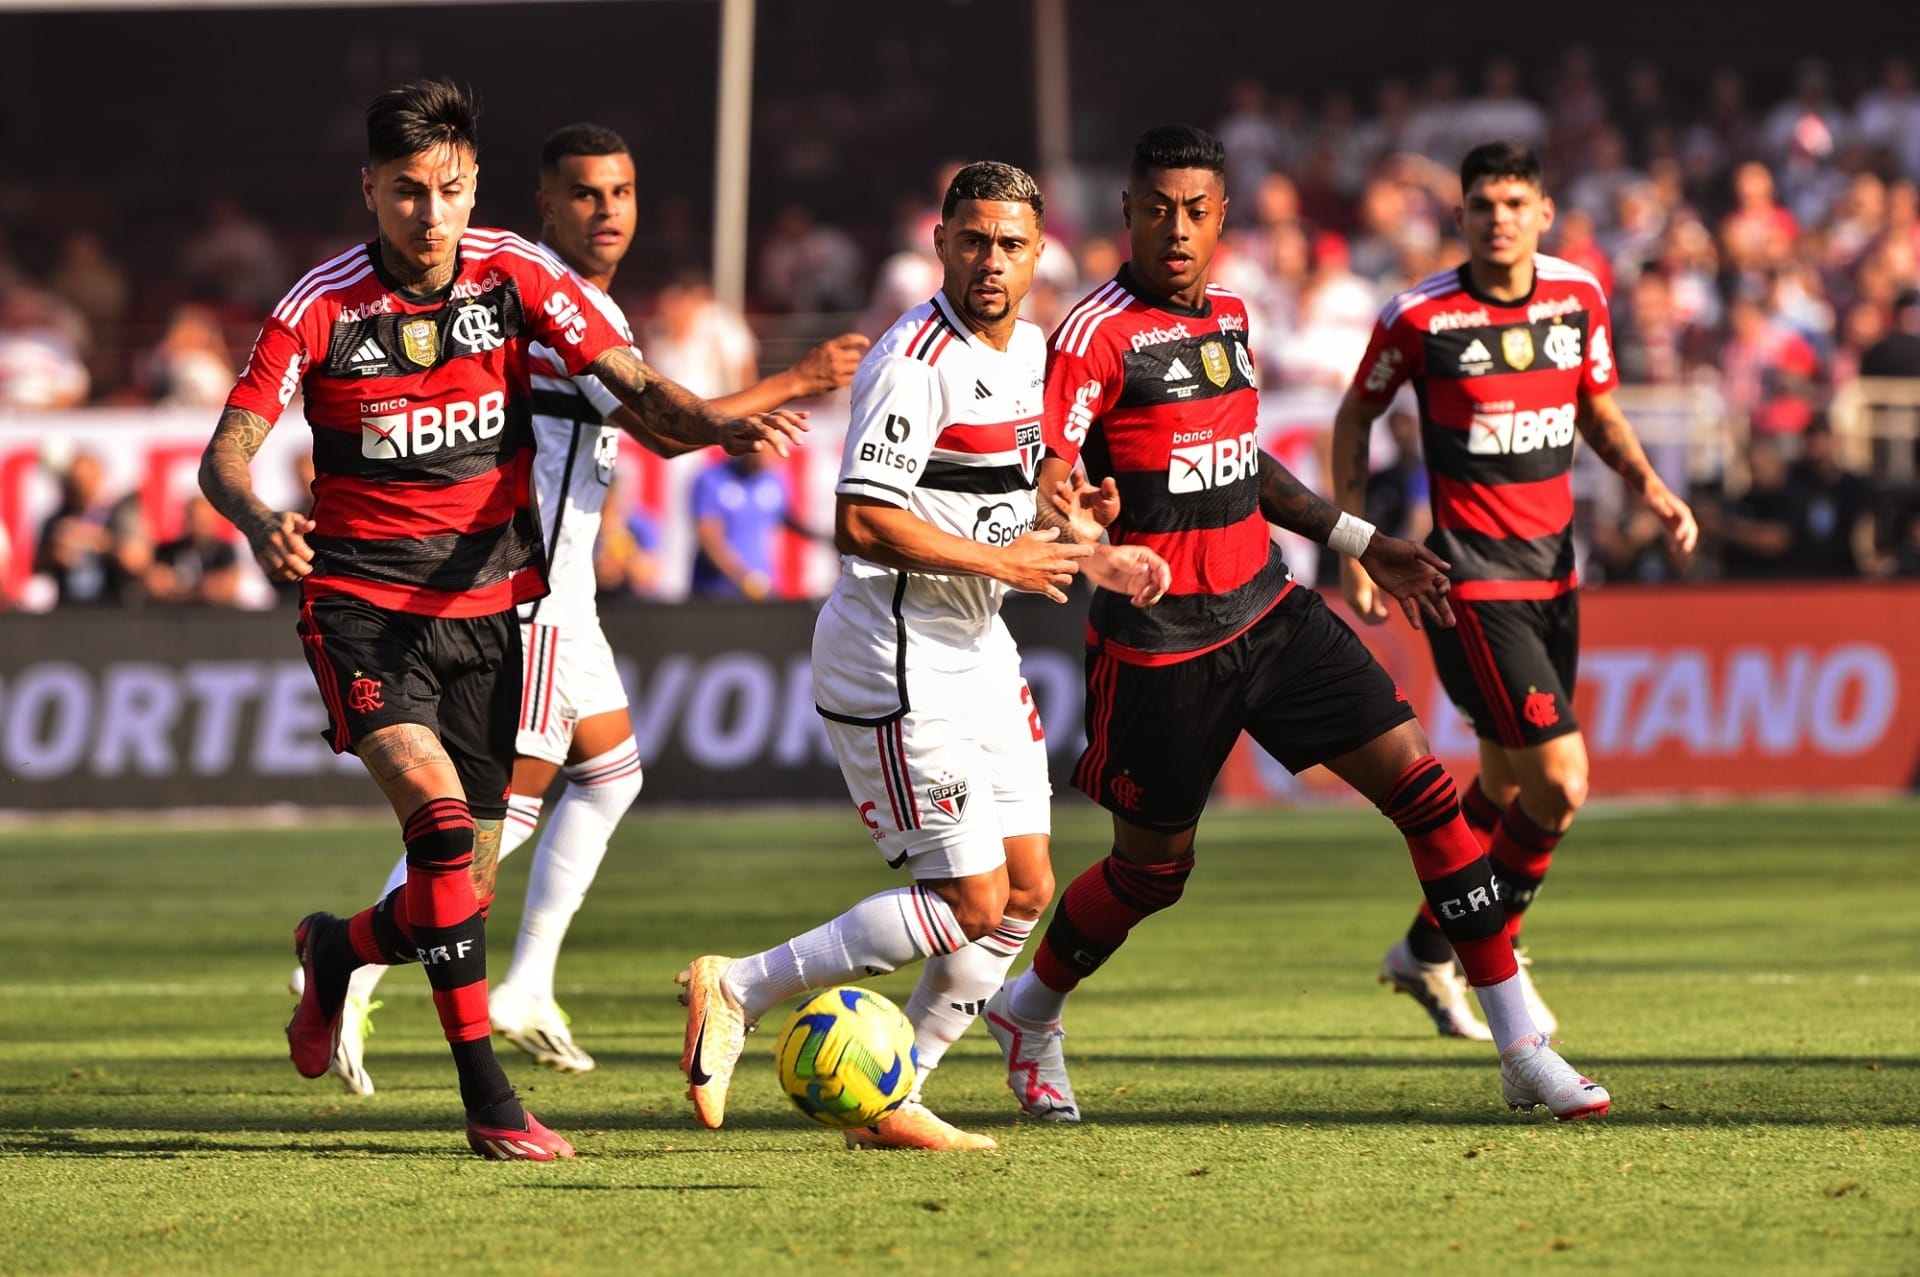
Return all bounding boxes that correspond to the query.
[941,160,1044,226]
[539,122,630,177]
[366,78,479,167]
[1128,124,1226,185]
[1460,139,1544,193]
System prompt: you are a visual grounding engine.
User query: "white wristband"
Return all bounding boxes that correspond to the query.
[1329,511,1376,559]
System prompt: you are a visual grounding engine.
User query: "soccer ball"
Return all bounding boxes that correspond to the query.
[774,986,918,1128]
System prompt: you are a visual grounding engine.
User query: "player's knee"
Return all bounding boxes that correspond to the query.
[1006,863,1055,921]
[943,878,1012,941]
[1528,768,1586,826]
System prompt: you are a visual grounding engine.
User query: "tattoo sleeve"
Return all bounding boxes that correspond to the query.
[1256,450,1340,543]
[198,405,277,542]
[591,347,730,449]
[1576,395,1656,492]
[469,817,502,898]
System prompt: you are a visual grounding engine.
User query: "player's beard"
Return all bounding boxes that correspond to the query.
[962,294,1011,326]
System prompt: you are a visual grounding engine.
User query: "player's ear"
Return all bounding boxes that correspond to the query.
[1538,193,1555,234]
[533,185,553,230]
[361,167,375,213]
[933,221,947,260]
[1121,189,1132,229]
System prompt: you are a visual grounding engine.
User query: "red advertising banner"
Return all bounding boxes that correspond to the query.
[1216,582,1920,801]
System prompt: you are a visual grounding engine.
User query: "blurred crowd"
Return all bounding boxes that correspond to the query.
[8,47,1920,608]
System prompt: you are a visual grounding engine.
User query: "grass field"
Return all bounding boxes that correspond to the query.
[2,799,1915,1276]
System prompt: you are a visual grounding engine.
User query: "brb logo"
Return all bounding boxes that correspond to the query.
[1466,401,1575,456]
[1168,429,1258,493]
[361,390,507,459]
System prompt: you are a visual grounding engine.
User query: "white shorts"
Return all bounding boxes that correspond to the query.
[816,617,1051,880]
[516,619,630,765]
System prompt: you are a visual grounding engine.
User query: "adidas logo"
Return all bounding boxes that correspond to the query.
[974,380,992,399]
[1459,339,1492,370]
[1163,358,1193,382]
[349,338,387,366]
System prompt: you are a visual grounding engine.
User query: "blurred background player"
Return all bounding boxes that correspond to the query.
[206,79,804,1160]
[309,122,866,1094]
[1333,140,1696,1040]
[987,124,1611,1124]
[675,161,1169,1151]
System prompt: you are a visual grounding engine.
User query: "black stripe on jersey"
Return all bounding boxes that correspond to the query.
[841,474,914,502]
[905,306,959,362]
[1116,332,1255,409]
[1428,527,1574,583]
[1089,551,1292,656]
[1105,468,1260,534]
[531,387,600,425]
[1420,313,1591,381]
[1421,422,1576,486]
[817,573,913,727]
[309,509,540,593]
[918,460,1030,494]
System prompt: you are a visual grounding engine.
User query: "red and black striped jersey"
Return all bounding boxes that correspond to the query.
[1043,265,1292,666]
[1356,254,1615,600]
[225,229,628,617]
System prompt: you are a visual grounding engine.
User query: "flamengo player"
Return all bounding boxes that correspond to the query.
[1334,141,1696,1040]
[306,123,867,1094]
[200,80,802,1160]
[675,162,1169,1150]
[984,124,1612,1122]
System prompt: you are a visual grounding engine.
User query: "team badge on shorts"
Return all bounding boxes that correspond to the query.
[1501,326,1534,371]
[927,778,969,820]
[347,675,384,714]
[1523,686,1559,729]
[1201,340,1231,388]
[400,318,439,368]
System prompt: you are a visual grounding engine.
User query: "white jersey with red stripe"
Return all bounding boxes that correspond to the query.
[519,243,639,629]
[816,292,1046,724]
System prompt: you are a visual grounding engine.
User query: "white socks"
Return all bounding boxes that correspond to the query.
[1474,976,1540,1053]
[500,740,644,998]
[1006,965,1069,1026]
[905,915,1035,1069]
[727,885,968,1023]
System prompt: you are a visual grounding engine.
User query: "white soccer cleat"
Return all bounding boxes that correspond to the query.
[675,955,753,1129]
[983,983,1080,1122]
[1500,1032,1610,1120]
[843,1100,999,1151]
[328,995,379,1097]
[490,984,595,1074]
[288,964,306,999]
[1379,939,1493,1041]
[1511,946,1559,1036]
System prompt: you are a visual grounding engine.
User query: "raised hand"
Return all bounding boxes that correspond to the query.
[999,526,1093,603]
[788,334,870,398]
[1045,470,1121,544]
[1357,534,1454,631]
[719,408,809,458]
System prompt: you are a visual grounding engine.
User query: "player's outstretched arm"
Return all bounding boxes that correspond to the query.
[199,405,314,582]
[837,494,1090,603]
[1330,384,1394,625]
[714,333,870,417]
[1578,390,1698,555]
[1035,455,1167,606]
[590,346,808,458]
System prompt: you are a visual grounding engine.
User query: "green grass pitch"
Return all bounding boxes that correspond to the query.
[2,800,1915,1275]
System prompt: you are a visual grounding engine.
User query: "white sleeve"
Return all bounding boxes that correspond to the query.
[837,355,944,507]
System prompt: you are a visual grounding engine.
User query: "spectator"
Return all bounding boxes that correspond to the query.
[757,203,864,313]
[1860,289,1920,376]
[1761,58,1850,169]
[1855,57,1920,181]
[180,196,285,312]
[144,304,236,407]
[1565,127,1641,234]
[0,287,91,408]
[688,452,796,600]
[1615,267,1687,385]
[1707,437,1799,579]
[1453,57,1548,152]
[641,271,758,399]
[1215,78,1287,201]
[1721,294,1819,436]
[594,479,665,602]
[1721,161,1798,279]
[1787,421,1877,577]
[32,450,149,606]
[1347,77,1415,177]
[47,230,130,365]
[146,495,243,606]
[1551,207,1614,298]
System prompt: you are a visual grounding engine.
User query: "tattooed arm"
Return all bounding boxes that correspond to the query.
[1578,389,1699,554]
[588,346,808,458]
[1259,448,1454,631]
[199,405,315,581]
[1329,382,1394,624]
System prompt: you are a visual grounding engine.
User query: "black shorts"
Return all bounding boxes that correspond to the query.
[1425,592,1580,750]
[1074,586,1418,832]
[296,594,521,820]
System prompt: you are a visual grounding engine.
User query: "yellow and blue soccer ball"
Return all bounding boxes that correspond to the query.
[774,986,918,1128]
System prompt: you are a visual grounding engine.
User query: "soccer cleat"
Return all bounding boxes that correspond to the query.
[328,995,380,1097]
[1379,938,1493,1041]
[490,985,596,1074]
[1500,1033,1611,1120]
[286,912,347,1080]
[983,983,1080,1122]
[1511,946,1559,1036]
[465,1110,576,1161]
[287,964,306,998]
[843,1100,998,1151]
[675,955,753,1129]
